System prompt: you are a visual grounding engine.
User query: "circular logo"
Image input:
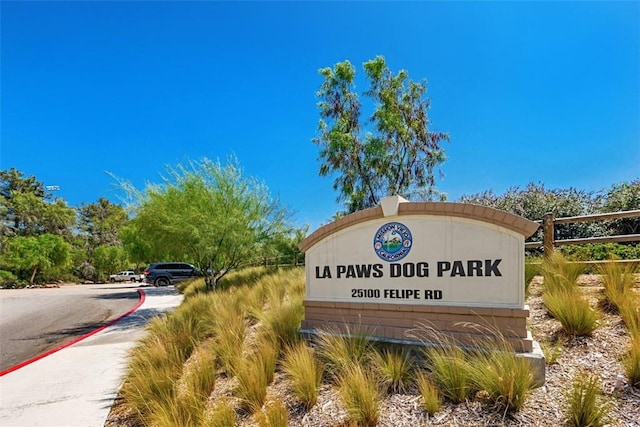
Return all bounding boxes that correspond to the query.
[373,222,413,262]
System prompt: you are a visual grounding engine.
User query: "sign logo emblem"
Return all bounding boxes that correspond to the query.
[373,222,413,262]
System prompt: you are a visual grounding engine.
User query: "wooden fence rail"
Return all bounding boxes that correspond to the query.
[524,209,640,255]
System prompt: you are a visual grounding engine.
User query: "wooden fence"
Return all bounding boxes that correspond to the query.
[524,209,640,255]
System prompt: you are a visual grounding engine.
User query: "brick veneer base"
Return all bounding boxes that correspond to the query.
[302,300,533,353]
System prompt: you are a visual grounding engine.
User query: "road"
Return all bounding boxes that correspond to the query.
[0,283,142,372]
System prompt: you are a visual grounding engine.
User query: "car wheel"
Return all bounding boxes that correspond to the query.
[155,277,170,287]
[110,278,115,283]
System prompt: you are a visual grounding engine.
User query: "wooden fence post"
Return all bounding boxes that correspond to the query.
[543,213,555,258]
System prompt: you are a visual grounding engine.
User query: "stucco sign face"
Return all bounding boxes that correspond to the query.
[303,208,533,309]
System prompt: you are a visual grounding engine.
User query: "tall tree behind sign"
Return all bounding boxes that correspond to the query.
[313,56,450,214]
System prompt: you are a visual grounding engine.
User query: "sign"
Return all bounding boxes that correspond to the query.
[301,197,539,309]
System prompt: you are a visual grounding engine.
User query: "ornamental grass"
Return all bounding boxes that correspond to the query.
[543,290,598,336]
[416,370,442,416]
[624,336,640,388]
[598,260,637,312]
[565,371,611,427]
[371,347,415,394]
[281,342,323,409]
[316,326,374,379]
[337,363,381,427]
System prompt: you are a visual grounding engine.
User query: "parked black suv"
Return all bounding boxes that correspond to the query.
[143,262,199,287]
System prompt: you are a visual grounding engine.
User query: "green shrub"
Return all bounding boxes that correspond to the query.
[561,243,640,261]
[281,342,323,409]
[0,270,20,288]
[337,363,381,427]
[565,372,611,427]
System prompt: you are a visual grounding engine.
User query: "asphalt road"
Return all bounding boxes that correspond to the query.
[0,283,142,372]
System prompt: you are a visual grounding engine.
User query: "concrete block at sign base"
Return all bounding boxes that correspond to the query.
[514,333,545,388]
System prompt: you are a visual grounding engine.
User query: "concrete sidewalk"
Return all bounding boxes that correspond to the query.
[0,286,183,427]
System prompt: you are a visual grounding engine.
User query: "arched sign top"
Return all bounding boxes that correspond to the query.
[299,201,539,252]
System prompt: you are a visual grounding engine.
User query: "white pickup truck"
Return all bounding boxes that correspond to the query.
[109,271,144,283]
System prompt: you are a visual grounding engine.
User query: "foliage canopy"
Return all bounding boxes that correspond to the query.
[314,56,450,213]
[128,157,289,289]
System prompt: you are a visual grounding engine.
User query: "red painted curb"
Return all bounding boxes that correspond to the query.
[0,288,146,377]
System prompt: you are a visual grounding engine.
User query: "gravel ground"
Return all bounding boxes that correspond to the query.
[106,275,640,426]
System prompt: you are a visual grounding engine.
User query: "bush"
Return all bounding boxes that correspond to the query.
[561,243,640,261]
[0,270,20,288]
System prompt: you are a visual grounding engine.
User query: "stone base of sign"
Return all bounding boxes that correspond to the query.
[302,300,546,386]
[303,300,533,351]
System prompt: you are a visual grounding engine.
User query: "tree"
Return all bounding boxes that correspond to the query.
[119,221,152,270]
[313,56,450,213]
[92,244,127,281]
[0,168,75,240]
[260,225,308,266]
[598,180,640,235]
[4,234,71,285]
[78,197,128,250]
[459,183,600,241]
[128,157,289,290]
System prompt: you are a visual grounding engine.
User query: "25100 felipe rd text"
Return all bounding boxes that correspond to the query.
[314,259,502,279]
[351,288,443,300]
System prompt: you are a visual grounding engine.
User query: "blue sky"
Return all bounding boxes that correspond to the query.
[2,1,638,229]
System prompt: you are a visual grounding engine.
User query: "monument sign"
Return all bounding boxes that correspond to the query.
[299,196,540,353]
